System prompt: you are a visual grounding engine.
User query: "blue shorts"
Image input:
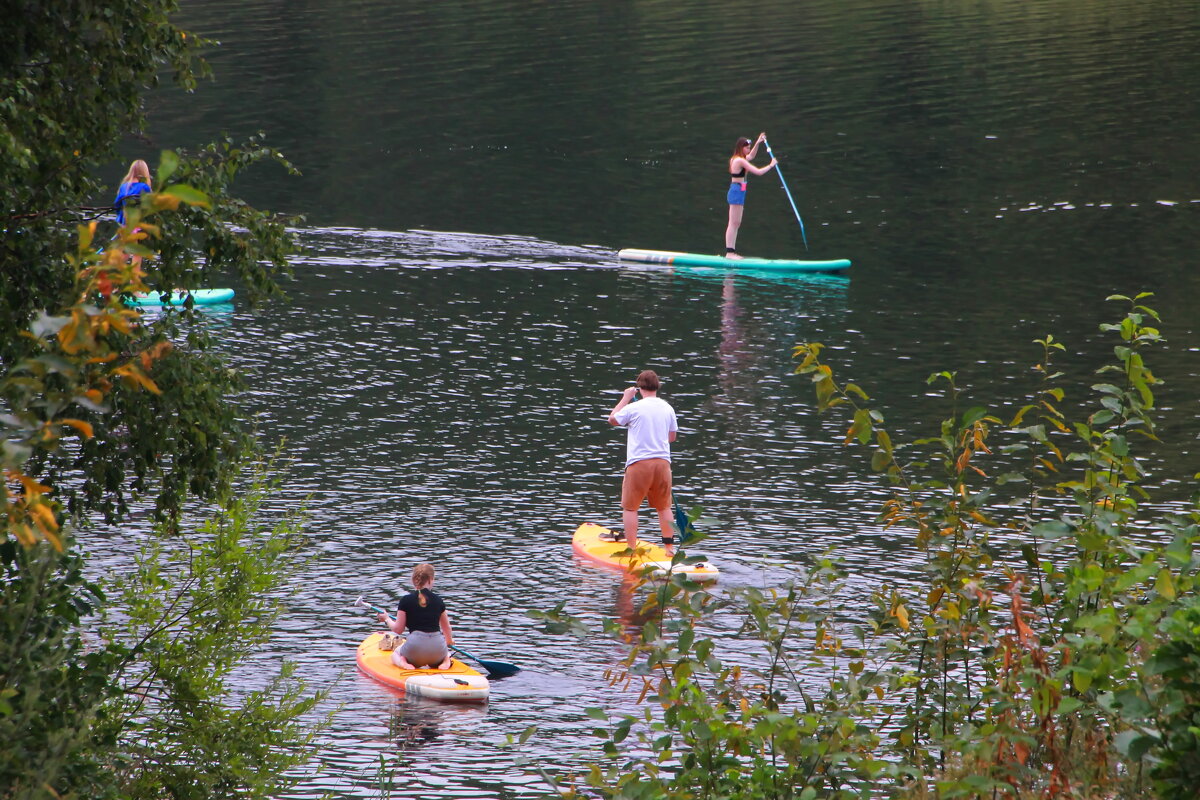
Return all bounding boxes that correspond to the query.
[727,182,747,206]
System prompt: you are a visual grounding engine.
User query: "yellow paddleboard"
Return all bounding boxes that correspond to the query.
[356,633,490,703]
[572,522,719,582]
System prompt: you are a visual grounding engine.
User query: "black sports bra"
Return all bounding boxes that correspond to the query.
[730,164,746,179]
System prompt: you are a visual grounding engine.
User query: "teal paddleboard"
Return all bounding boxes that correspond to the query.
[128,288,235,306]
[618,248,850,273]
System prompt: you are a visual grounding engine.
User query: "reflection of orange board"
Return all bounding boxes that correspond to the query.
[572,523,719,582]
[356,633,489,703]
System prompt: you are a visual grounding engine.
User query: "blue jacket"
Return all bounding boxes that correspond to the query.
[114,181,151,226]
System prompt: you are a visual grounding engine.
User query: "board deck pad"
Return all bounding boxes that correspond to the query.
[572,522,719,582]
[356,633,490,702]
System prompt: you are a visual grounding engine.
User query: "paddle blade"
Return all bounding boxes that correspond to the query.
[355,596,388,614]
[477,659,521,677]
[452,646,520,677]
[673,501,697,544]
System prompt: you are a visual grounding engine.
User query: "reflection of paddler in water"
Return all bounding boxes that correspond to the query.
[386,699,443,749]
[715,274,757,409]
[613,573,660,639]
[382,692,487,751]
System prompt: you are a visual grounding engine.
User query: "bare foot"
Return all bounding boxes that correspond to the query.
[725,251,743,260]
[397,656,417,670]
[437,656,453,670]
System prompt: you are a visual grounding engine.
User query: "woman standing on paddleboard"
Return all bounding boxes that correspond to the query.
[114,159,153,266]
[377,563,455,670]
[725,133,776,259]
[114,159,152,227]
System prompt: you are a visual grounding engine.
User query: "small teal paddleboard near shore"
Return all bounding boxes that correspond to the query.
[618,248,850,273]
[128,288,235,306]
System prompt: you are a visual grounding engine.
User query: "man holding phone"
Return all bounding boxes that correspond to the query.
[607,369,678,550]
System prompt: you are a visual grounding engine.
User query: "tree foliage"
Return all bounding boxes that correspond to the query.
[2,1,300,535]
[1,3,320,798]
[523,294,1200,799]
[1,464,323,800]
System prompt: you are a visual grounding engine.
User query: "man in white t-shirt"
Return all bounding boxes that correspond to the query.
[607,369,678,550]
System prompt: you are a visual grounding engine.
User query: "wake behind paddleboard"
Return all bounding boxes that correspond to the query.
[572,522,719,582]
[619,248,850,273]
[356,633,490,703]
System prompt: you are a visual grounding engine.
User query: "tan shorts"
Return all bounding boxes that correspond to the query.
[621,458,672,512]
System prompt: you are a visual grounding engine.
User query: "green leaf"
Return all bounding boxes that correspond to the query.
[1057,696,1081,715]
[852,408,873,445]
[1113,730,1157,761]
[1032,520,1072,540]
[1156,568,1177,600]
[962,406,987,426]
[160,183,211,208]
[156,149,180,184]
[844,382,869,401]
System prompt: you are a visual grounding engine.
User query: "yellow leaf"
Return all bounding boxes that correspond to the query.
[15,473,52,495]
[13,523,36,547]
[112,364,162,395]
[40,525,64,553]
[29,503,57,534]
[60,419,94,439]
[969,510,998,527]
[152,193,182,211]
[895,604,910,630]
[1156,569,1177,601]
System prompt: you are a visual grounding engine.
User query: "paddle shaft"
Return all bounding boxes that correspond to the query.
[762,138,809,251]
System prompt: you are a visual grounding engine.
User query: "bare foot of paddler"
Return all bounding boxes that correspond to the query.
[437,654,453,670]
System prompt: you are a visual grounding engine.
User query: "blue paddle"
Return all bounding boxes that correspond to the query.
[354,596,520,677]
[672,500,698,545]
[762,137,809,251]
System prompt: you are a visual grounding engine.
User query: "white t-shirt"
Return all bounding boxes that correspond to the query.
[612,396,678,468]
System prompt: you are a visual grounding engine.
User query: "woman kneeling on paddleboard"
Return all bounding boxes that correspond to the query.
[726,133,776,258]
[377,563,455,670]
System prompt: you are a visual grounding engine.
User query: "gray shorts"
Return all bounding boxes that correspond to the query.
[395,630,447,667]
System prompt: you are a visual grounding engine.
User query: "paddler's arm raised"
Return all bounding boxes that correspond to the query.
[608,385,638,426]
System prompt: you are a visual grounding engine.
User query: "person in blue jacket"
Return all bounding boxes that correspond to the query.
[114,159,152,227]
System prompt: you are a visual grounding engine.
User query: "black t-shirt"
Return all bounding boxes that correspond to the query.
[397,589,445,633]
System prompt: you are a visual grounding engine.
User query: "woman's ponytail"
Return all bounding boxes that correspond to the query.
[411,562,436,607]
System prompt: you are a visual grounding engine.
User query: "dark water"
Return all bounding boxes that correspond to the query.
[102,0,1200,795]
